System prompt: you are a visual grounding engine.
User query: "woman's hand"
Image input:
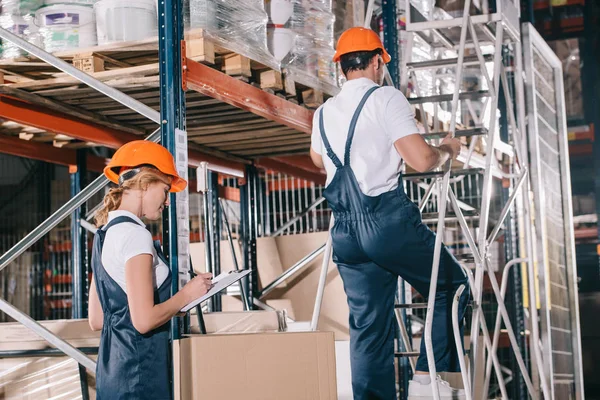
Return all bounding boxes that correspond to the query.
[181,273,213,304]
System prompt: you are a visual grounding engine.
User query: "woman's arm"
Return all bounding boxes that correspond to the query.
[125,254,212,334]
[88,277,104,331]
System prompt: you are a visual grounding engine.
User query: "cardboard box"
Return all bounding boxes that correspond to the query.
[0,319,100,351]
[178,331,337,400]
[189,310,287,334]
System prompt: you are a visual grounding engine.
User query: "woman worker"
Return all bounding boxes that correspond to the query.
[88,140,212,399]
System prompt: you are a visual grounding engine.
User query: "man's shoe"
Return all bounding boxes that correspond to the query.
[407,375,466,400]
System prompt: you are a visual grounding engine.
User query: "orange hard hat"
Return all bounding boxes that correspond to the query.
[333,27,391,63]
[104,140,187,192]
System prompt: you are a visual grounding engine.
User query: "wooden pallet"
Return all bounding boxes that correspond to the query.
[0,29,335,158]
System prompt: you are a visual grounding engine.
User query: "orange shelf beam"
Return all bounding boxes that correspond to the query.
[0,133,107,172]
[0,96,246,172]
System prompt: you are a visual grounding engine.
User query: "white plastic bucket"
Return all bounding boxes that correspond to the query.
[44,0,98,6]
[94,0,156,45]
[35,4,96,52]
[267,27,294,62]
[265,0,293,26]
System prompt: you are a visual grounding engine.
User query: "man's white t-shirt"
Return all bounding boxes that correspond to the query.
[311,77,419,196]
[101,210,170,293]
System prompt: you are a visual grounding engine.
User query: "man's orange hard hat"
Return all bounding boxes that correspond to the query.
[104,140,187,192]
[332,27,391,63]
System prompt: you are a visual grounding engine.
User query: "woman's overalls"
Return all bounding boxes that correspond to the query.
[92,216,172,400]
[319,86,470,399]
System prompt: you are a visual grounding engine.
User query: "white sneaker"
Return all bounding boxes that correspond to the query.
[407,375,466,400]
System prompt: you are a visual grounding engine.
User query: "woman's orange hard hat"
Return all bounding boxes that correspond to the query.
[332,27,391,63]
[104,140,187,192]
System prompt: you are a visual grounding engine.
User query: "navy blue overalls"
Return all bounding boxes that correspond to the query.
[92,216,172,400]
[319,86,470,399]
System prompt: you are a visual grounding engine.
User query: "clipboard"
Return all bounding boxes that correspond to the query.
[181,269,251,313]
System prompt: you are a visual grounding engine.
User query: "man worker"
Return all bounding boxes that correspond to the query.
[310,27,470,399]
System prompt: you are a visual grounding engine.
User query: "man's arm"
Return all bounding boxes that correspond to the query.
[393,134,461,173]
[310,148,324,169]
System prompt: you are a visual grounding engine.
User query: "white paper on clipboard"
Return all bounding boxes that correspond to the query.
[180,269,251,313]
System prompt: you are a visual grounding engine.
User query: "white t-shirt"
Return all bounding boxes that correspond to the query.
[101,210,170,293]
[311,77,419,196]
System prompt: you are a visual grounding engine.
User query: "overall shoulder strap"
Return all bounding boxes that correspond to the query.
[344,85,381,166]
[318,107,344,169]
[102,215,142,232]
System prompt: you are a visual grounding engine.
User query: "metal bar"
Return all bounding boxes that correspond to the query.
[260,244,326,298]
[395,309,417,372]
[0,347,99,358]
[407,54,493,70]
[486,169,528,245]
[471,23,504,392]
[459,265,509,400]
[419,180,435,212]
[208,173,222,311]
[483,258,528,400]
[0,298,96,371]
[408,90,490,105]
[447,187,509,398]
[311,221,334,331]
[484,257,538,399]
[405,14,501,32]
[452,285,472,400]
[71,149,88,319]
[220,199,250,311]
[79,364,90,400]
[0,174,106,272]
[423,1,473,395]
[0,28,160,123]
[271,197,326,236]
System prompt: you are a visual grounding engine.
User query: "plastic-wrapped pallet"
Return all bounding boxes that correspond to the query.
[186,0,278,71]
[0,0,43,59]
[280,0,339,94]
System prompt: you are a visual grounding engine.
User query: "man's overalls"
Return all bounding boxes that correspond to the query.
[319,86,470,399]
[92,216,172,400]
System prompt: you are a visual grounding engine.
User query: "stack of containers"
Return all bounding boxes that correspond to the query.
[265,0,294,62]
[187,0,279,71]
[93,0,157,44]
[0,0,43,59]
[280,0,338,92]
[34,0,97,52]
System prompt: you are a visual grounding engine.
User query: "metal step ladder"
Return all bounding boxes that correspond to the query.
[388,0,550,399]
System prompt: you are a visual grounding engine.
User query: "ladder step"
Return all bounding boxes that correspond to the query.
[454,253,475,263]
[395,303,428,309]
[407,54,493,71]
[421,210,480,224]
[395,352,421,358]
[408,90,490,105]
[403,168,484,180]
[421,127,488,140]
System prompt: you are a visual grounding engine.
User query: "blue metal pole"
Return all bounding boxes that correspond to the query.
[71,149,88,319]
[382,0,399,88]
[158,0,186,339]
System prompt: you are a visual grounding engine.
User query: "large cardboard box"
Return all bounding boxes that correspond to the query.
[178,331,337,400]
[0,319,100,351]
